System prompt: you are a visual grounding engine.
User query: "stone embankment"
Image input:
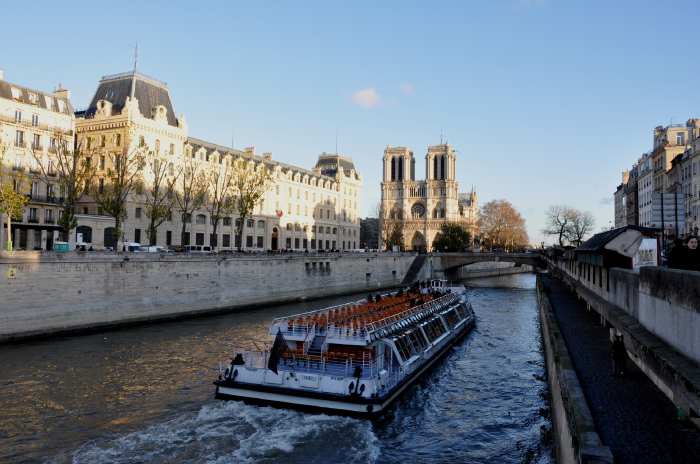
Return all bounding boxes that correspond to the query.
[546,254,700,425]
[536,274,612,464]
[0,251,426,342]
[455,261,533,280]
[539,274,700,464]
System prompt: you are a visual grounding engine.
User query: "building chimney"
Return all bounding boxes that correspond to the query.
[262,152,272,160]
[244,146,255,157]
[0,69,4,81]
[53,84,71,102]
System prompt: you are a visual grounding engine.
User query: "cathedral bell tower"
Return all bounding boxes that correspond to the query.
[425,144,456,181]
[383,146,415,183]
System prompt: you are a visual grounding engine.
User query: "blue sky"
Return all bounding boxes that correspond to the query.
[5,0,700,243]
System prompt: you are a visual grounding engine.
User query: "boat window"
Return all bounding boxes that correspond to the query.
[422,317,447,342]
[455,305,468,320]
[407,330,428,352]
[393,336,414,361]
[442,309,460,329]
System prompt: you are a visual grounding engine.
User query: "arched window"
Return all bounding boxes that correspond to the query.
[257,220,265,229]
[390,157,396,181]
[332,227,337,234]
[196,214,206,225]
[433,156,438,180]
[440,155,445,180]
[286,223,292,231]
[398,156,403,181]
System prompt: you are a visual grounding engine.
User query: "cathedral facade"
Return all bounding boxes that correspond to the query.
[380,144,477,251]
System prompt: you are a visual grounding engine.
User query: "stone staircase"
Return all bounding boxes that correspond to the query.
[401,254,427,285]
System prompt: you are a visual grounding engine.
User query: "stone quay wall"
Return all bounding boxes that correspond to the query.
[455,261,533,280]
[0,252,422,342]
[536,275,612,464]
[546,256,700,424]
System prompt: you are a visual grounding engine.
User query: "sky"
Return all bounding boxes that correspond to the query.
[5,0,700,244]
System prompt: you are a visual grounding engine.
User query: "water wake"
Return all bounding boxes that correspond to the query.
[69,401,379,464]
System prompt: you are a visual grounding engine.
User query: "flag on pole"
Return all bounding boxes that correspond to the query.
[267,328,287,374]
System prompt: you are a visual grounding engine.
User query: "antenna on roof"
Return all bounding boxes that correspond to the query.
[440,128,444,145]
[130,42,138,99]
[335,127,339,155]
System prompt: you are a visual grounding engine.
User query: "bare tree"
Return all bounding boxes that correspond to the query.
[479,199,529,250]
[144,151,179,245]
[30,130,95,241]
[93,132,146,249]
[543,205,576,246]
[206,157,236,249]
[174,156,208,247]
[231,158,271,251]
[567,210,595,246]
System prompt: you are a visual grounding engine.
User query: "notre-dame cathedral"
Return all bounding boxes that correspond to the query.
[380,144,478,251]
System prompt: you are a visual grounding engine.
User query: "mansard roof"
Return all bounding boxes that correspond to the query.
[186,138,353,183]
[0,80,73,115]
[83,72,178,126]
[314,153,358,178]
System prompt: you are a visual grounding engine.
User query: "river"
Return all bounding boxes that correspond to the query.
[0,273,551,464]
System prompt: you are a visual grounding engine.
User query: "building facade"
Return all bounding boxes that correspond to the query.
[3,70,362,251]
[379,144,478,251]
[616,120,700,238]
[0,70,75,251]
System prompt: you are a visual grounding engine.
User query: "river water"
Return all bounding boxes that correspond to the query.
[0,273,551,464]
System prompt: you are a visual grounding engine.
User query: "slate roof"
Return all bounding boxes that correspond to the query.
[314,153,357,178]
[577,225,658,253]
[82,72,178,127]
[186,138,347,182]
[0,80,73,115]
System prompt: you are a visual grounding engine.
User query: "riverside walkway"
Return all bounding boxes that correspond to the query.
[541,275,700,464]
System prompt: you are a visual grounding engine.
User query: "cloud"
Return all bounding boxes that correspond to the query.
[399,83,415,96]
[599,197,613,205]
[351,87,380,108]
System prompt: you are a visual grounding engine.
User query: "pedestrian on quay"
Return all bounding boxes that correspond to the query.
[668,236,700,272]
[611,334,626,377]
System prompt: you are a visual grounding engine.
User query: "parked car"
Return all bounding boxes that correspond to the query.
[124,242,141,252]
[137,246,169,253]
[183,245,214,254]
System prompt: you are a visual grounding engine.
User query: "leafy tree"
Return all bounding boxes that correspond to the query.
[231,158,272,251]
[0,141,29,251]
[174,156,208,246]
[93,132,146,249]
[206,157,236,249]
[144,151,179,245]
[432,222,472,252]
[479,199,529,250]
[383,222,404,251]
[30,130,95,241]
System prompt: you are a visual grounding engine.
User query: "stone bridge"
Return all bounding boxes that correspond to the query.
[431,252,546,275]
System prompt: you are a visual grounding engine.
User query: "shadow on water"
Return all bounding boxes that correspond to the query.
[0,273,551,464]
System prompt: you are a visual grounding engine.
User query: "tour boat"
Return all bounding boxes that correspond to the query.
[213,279,475,417]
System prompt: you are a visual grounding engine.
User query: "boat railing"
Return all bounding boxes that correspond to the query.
[271,297,367,325]
[367,293,456,336]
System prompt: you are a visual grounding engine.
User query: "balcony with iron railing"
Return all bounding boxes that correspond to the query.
[44,217,55,224]
[27,217,39,224]
[28,194,64,205]
[14,141,26,149]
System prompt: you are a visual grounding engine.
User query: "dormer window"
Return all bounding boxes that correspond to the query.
[45,95,54,109]
[95,99,113,118]
[28,92,38,104]
[10,87,21,99]
[152,105,167,122]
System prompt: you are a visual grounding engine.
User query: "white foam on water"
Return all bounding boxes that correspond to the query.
[69,401,380,464]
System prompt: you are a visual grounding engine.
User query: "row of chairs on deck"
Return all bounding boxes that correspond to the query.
[285,293,439,335]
